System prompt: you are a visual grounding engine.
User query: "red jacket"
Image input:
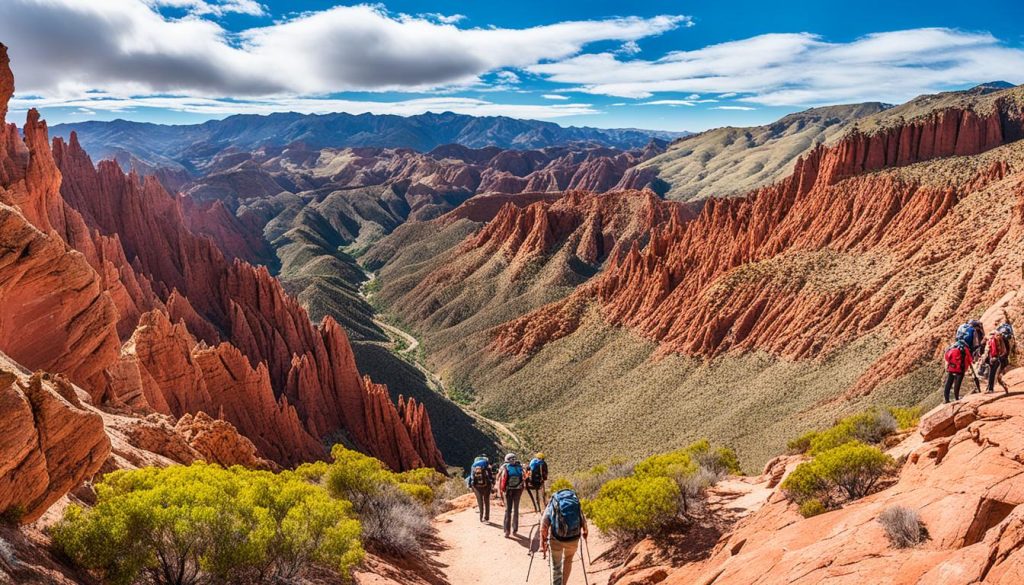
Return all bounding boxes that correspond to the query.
[945,344,972,374]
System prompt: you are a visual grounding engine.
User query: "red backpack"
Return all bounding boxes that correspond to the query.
[944,344,968,373]
[989,334,1008,359]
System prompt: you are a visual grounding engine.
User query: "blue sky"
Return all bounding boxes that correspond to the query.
[2,0,1024,131]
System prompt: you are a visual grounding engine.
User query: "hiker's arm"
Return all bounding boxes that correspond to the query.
[539,514,550,552]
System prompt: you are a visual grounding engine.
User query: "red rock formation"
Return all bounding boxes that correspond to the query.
[493,94,1024,395]
[0,365,109,524]
[180,195,273,264]
[398,395,446,471]
[124,412,275,470]
[661,390,1024,584]
[0,43,444,471]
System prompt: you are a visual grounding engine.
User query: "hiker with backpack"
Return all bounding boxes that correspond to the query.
[540,489,589,585]
[496,453,526,537]
[985,323,1016,393]
[526,453,549,513]
[466,455,495,523]
[956,320,986,358]
[943,339,973,403]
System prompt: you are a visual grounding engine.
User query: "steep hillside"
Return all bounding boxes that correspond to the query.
[372,82,1024,470]
[626,102,888,201]
[0,43,452,472]
[52,112,686,174]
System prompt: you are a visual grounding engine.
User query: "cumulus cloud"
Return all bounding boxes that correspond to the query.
[528,28,1024,105]
[146,0,266,17]
[8,93,598,120]
[0,0,684,99]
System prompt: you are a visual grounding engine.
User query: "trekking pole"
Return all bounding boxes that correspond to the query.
[970,362,983,394]
[525,524,537,582]
[584,535,593,566]
[580,545,590,585]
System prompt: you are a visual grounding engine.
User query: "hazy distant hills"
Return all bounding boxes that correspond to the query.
[52,111,690,174]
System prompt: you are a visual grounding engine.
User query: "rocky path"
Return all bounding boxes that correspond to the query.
[433,494,618,585]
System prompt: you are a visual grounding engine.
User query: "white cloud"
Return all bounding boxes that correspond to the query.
[527,28,1024,105]
[713,105,756,111]
[685,93,701,100]
[146,0,266,17]
[0,0,685,100]
[541,94,570,100]
[9,93,598,120]
[619,40,642,55]
[638,99,696,106]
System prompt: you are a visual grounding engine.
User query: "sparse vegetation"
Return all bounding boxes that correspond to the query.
[52,463,364,585]
[0,505,25,526]
[783,442,895,508]
[888,406,923,431]
[798,499,827,518]
[878,506,927,548]
[315,445,441,556]
[807,409,897,455]
[578,440,739,541]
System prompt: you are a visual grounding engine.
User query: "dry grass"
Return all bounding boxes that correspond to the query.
[878,506,927,548]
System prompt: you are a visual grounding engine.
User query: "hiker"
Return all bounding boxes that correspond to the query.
[943,339,973,403]
[496,453,525,537]
[466,455,494,523]
[526,453,549,513]
[956,319,986,358]
[540,489,588,585]
[985,323,1016,393]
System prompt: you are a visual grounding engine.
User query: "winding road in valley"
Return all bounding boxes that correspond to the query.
[360,271,526,451]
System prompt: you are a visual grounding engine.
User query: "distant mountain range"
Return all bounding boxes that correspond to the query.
[51,111,690,174]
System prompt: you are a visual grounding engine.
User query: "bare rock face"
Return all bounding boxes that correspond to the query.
[661,392,1024,584]
[0,364,109,524]
[123,412,275,470]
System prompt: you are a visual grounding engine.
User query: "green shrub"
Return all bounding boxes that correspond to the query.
[322,446,436,555]
[787,431,819,454]
[550,477,574,492]
[686,440,743,475]
[808,409,897,455]
[51,463,363,585]
[584,476,681,538]
[888,407,923,430]
[634,450,698,480]
[799,499,827,518]
[783,442,895,507]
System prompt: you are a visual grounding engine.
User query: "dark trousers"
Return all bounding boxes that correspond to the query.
[504,489,522,534]
[473,486,491,521]
[943,372,964,402]
[987,357,1007,393]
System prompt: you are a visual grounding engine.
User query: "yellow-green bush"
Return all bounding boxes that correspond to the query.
[799,499,827,518]
[808,409,897,455]
[550,477,574,492]
[634,449,698,480]
[783,442,894,507]
[787,431,819,455]
[888,406,923,430]
[52,463,363,585]
[686,439,743,475]
[584,476,681,538]
[320,446,439,555]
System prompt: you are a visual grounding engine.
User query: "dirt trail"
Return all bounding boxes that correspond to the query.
[433,494,618,585]
[359,271,526,451]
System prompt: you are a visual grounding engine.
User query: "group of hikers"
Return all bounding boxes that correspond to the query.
[466,453,589,585]
[943,319,1017,403]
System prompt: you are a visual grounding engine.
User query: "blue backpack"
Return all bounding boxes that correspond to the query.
[529,459,545,487]
[505,462,524,491]
[548,490,582,542]
[956,323,976,346]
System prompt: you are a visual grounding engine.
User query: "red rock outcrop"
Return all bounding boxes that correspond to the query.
[0,363,109,524]
[661,387,1024,584]
[0,43,444,471]
[123,412,275,470]
[493,89,1024,394]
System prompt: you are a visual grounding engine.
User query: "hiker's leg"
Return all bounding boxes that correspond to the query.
[953,373,964,401]
[474,487,484,520]
[549,539,565,585]
[483,487,491,521]
[510,489,522,533]
[943,373,954,403]
[560,539,579,584]
[503,493,512,534]
[988,359,1000,392]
